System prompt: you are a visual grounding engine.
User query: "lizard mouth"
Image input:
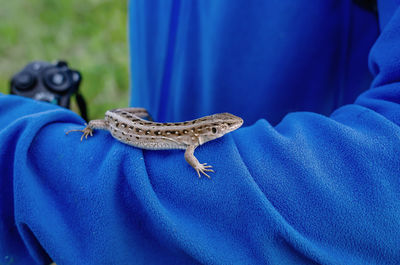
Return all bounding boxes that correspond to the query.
[234,118,244,129]
[226,115,244,132]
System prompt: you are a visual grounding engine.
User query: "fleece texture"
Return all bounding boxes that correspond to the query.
[1,0,400,264]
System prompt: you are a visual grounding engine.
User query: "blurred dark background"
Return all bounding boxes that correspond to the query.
[0,0,130,119]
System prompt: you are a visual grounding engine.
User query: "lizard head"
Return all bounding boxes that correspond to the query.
[197,113,243,145]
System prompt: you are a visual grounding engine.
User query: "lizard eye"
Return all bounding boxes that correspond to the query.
[212,127,217,134]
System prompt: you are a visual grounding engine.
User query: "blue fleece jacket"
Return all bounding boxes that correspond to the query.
[1,0,400,264]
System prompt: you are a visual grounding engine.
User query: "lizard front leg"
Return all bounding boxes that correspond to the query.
[184,145,214,178]
[66,119,107,141]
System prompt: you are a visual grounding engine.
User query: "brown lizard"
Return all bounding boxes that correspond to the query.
[66,108,243,178]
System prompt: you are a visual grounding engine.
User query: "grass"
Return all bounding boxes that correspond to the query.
[0,0,130,119]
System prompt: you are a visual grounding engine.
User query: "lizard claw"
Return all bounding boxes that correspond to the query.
[66,126,93,142]
[80,127,93,141]
[195,163,214,179]
[202,163,213,169]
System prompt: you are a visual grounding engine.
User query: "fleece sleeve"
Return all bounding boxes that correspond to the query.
[2,7,400,265]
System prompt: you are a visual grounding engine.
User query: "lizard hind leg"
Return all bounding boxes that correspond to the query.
[115,107,153,121]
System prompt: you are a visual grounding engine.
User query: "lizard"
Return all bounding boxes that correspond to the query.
[66,108,243,178]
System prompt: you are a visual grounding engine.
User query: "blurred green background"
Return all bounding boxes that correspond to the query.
[0,0,130,119]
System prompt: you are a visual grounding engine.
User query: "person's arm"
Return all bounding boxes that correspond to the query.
[2,5,400,265]
[2,26,400,264]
